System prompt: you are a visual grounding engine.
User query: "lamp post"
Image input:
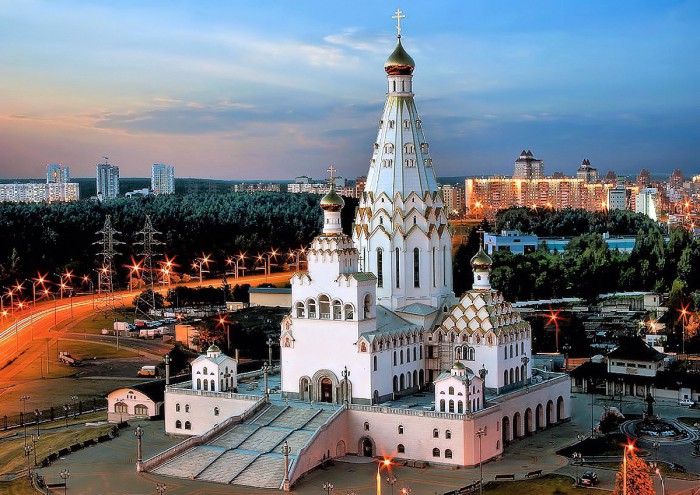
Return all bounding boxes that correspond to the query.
[192,253,211,287]
[267,337,275,366]
[618,378,624,413]
[323,482,334,495]
[623,442,634,495]
[262,362,271,400]
[34,409,42,437]
[386,476,397,495]
[32,435,38,466]
[652,441,660,463]
[155,483,167,495]
[20,395,30,447]
[652,464,666,495]
[342,366,350,404]
[478,365,488,407]
[282,441,292,491]
[24,443,33,478]
[63,404,70,428]
[476,427,486,495]
[70,396,78,418]
[377,458,391,495]
[572,452,582,485]
[562,343,571,371]
[135,425,144,471]
[59,469,70,495]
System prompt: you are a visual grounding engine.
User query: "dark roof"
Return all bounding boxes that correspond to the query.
[249,287,292,294]
[112,374,189,403]
[569,360,606,379]
[607,337,665,362]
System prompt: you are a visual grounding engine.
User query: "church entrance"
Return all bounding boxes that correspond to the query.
[361,437,373,457]
[321,377,333,403]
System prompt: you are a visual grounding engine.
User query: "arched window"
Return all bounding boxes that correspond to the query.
[211,379,215,391]
[333,300,342,320]
[446,430,452,439]
[458,402,464,414]
[185,421,191,430]
[364,422,370,431]
[398,425,404,434]
[196,378,201,390]
[432,448,440,457]
[413,347,416,361]
[175,420,182,429]
[504,347,508,359]
[307,299,317,318]
[377,248,384,288]
[344,304,354,320]
[203,367,208,375]
[220,379,224,390]
[175,403,181,412]
[373,355,378,371]
[134,404,148,416]
[319,295,331,319]
[440,399,445,412]
[404,143,415,154]
[400,350,404,364]
[398,444,405,453]
[413,247,420,288]
[393,351,397,366]
[364,294,371,319]
[114,402,128,414]
[214,407,220,416]
[449,400,455,413]
[295,301,305,318]
[204,380,208,391]
[419,346,423,359]
[445,449,453,459]
[448,386,455,395]
[433,428,439,438]
[395,247,400,288]
[384,143,394,154]
[185,404,190,413]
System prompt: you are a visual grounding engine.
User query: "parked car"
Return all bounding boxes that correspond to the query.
[670,463,687,473]
[679,398,695,406]
[578,470,598,486]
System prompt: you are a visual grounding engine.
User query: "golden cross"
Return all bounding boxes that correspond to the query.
[392,9,406,36]
[327,165,336,182]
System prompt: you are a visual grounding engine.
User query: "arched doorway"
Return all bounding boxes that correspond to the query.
[300,377,311,401]
[336,440,346,457]
[373,390,380,405]
[502,416,511,445]
[557,396,565,421]
[546,400,554,425]
[418,369,424,387]
[360,437,374,457]
[321,378,333,403]
[513,412,521,439]
[536,404,544,430]
[525,408,533,434]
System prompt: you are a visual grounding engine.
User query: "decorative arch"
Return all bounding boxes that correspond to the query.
[546,400,554,425]
[502,416,511,445]
[307,298,317,318]
[295,301,305,318]
[312,369,340,403]
[299,376,312,402]
[359,436,375,457]
[525,408,533,434]
[557,396,565,422]
[536,404,544,430]
[513,412,522,439]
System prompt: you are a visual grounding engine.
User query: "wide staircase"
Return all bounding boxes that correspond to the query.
[153,404,336,489]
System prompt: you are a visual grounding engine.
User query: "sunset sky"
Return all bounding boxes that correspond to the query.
[1,1,698,180]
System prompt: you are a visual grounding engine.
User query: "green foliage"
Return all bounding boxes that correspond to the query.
[132,289,164,309]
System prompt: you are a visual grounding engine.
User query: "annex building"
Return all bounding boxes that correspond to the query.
[144,17,571,491]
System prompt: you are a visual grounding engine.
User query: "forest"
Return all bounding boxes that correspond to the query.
[0,192,357,290]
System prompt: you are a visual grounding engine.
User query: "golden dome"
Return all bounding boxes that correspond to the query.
[384,37,415,75]
[320,184,345,212]
[470,246,492,270]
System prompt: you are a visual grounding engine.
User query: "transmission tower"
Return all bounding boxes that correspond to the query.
[133,215,163,319]
[94,215,125,315]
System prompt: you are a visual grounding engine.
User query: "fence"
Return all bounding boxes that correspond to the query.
[2,397,108,431]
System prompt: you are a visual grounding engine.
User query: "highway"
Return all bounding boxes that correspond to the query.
[0,271,293,366]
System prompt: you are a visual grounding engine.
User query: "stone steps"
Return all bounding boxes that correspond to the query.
[232,454,287,489]
[274,429,313,454]
[196,450,257,483]
[237,426,290,452]
[154,446,224,478]
[304,409,334,430]
[209,423,258,449]
[250,404,287,426]
[269,407,320,429]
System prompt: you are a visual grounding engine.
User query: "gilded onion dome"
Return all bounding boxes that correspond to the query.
[384,36,415,75]
[207,344,221,353]
[320,184,345,212]
[470,246,492,270]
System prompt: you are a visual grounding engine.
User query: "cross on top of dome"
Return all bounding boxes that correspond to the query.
[392,9,406,37]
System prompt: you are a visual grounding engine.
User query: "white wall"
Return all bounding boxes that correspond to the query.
[164,388,258,436]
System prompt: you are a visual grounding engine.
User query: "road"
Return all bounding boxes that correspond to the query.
[0,271,293,367]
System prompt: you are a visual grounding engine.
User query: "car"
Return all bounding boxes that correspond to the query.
[578,470,598,486]
[679,398,695,406]
[670,463,687,473]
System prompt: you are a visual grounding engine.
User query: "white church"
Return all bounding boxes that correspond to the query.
[154,16,570,490]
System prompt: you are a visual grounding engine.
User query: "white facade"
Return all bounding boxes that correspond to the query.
[636,188,658,220]
[108,387,161,423]
[164,388,258,436]
[0,182,79,203]
[151,163,175,195]
[607,185,627,210]
[191,345,238,393]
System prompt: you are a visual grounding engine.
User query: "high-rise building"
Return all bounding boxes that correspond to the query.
[637,168,651,189]
[151,163,175,195]
[439,183,465,216]
[46,164,70,183]
[0,182,78,203]
[670,169,684,192]
[96,161,119,200]
[353,30,453,310]
[636,188,658,220]
[606,184,627,211]
[513,150,544,179]
[576,159,599,184]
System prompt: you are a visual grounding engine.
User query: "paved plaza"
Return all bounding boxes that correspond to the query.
[33,392,700,494]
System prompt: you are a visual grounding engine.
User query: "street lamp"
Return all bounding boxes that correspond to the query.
[623,442,635,495]
[679,302,690,356]
[571,452,582,485]
[225,253,247,279]
[59,468,70,495]
[377,458,391,495]
[135,425,144,469]
[34,409,42,437]
[267,337,275,366]
[652,464,666,495]
[63,404,70,427]
[262,362,271,400]
[545,307,562,353]
[342,366,350,404]
[478,365,488,407]
[24,443,33,478]
[192,253,212,287]
[475,428,486,495]
[323,482,334,495]
[562,343,571,371]
[385,475,397,495]
[155,483,167,495]
[521,356,530,389]
[652,441,660,463]
[20,395,30,447]
[70,396,78,418]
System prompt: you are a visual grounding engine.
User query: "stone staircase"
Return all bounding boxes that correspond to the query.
[152,403,338,489]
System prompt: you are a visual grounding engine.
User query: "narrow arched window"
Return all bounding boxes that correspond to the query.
[448,386,454,395]
[295,301,305,318]
[398,444,405,453]
[175,403,181,412]
[413,247,420,288]
[364,422,370,431]
[445,449,453,459]
[446,430,452,439]
[377,248,384,288]
[395,247,400,288]
[307,299,317,318]
[214,407,219,416]
[398,425,404,434]
[185,404,190,413]
[373,355,378,371]
[432,448,440,457]
[433,428,439,438]
[185,421,191,430]
[175,420,182,429]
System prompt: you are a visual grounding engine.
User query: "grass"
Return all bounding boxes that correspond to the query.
[0,421,115,476]
[677,416,700,427]
[55,340,137,360]
[484,474,590,494]
[62,309,137,335]
[0,478,37,495]
[557,433,631,457]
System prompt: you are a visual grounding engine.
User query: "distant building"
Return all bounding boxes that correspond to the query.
[576,159,599,184]
[151,164,175,195]
[637,168,651,189]
[125,188,150,198]
[0,182,79,203]
[670,169,684,192]
[439,183,465,215]
[355,176,367,196]
[231,182,281,193]
[513,150,544,180]
[606,184,627,211]
[603,170,617,184]
[484,230,639,255]
[96,161,119,200]
[46,164,70,183]
[636,188,658,220]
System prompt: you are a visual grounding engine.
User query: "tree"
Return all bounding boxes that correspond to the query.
[612,447,654,495]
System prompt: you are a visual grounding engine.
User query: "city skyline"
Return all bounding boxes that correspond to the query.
[1,1,698,180]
